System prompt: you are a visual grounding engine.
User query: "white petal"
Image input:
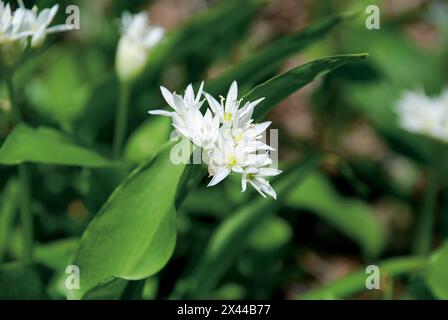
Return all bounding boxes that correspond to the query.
[204,92,222,115]
[31,28,46,47]
[46,24,75,33]
[254,121,271,135]
[207,167,231,187]
[172,94,186,112]
[258,168,282,177]
[172,124,191,141]
[204,108,213,123]
[232,166,244,174]
[241,176,247,192]
[248,180,266,198]
[184,84,195,105]
[263,186,277,200]
[225,81,238,113]
[148,109,172,117]
[160,86,176,110]
[144,27,164,48]
[196,81,205,104]
[239,97,264,117]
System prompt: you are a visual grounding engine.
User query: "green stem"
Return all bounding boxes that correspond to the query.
[5,73,34,262]
[443,187,448,238]
[113,83,130,159]
[18,164,33,261]
[4,73,22,123]
[413,172,438,256]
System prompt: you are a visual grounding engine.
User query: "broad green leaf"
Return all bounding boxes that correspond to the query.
[299,256,426,300]
[286,172,385,258]
[247,54,368,120]
[0,179,20,261]
[124,117,172,163]
[0,263,48,299]
[0,124,115,167]
[426,242,448,299]
[208,14,348,95]
[72,142,188,299]
[175,157,320,299]
[82,279,128,300]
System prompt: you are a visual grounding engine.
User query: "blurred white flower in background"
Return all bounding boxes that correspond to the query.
[0,1,72,67]
[394,89,448,143]
[149,81,281,199]
[19,3,74,48]
[116,11,165,83]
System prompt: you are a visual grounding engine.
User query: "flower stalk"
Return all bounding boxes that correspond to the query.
[413,172,438,256]
[4,71,34,262]
[113,83,130,159]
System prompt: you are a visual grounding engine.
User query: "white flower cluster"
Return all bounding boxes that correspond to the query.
[395,89,448,143]
[0,1,72,67]
[150,81,282,199]
[116,12,165,83]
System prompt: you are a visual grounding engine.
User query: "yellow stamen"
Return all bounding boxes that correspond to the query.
[227,155,237,167]
[223,112,233,122]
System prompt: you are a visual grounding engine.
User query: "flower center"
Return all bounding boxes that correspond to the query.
[233,129,245,143]
[223,112,233,122]
[247,173,256,180]
[227,155,237,167]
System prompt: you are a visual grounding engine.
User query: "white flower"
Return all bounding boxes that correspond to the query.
[208,139,281,198]
[18,4,74,48]
[149,82,220,149]
[237,154,282,199]
[0,1,72,66]
[205,81,265,126]
[116,11,165,83]
[226,119,274,151]
[395,89,448,143]
[149,81,281,200]
[238,166,282,200]
[207,134,258,187]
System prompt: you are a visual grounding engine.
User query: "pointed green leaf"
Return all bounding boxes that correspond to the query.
[245,54,368,120]
[72,142,188,299]
[0,124,114,167]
